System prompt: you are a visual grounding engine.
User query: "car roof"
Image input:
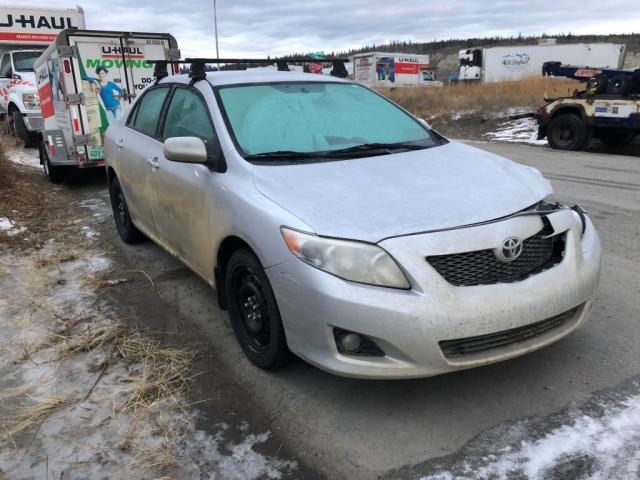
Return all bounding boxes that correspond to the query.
[158,70,351,87]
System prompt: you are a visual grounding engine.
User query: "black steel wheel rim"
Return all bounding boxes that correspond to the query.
[553,122,574,147]
[114,189,128,229]
[231,266,271,354]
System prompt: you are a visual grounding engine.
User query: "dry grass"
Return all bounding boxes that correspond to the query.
[382,77,582,119]
[1,396,74,443]
[118,333,195,413]
[0,133,18,189]
[380,77,584,138]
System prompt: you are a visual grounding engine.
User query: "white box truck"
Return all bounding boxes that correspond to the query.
[34,29,179,182]
[0,4,85,146]
[353,52,442,88]
[459,43,626,83]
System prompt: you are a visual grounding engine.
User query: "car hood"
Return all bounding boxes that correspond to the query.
[9,71,36,92]
[252,140,552,242]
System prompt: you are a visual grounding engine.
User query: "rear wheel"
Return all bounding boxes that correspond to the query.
[547,114,587,151]
[226,248,290,369]
[109,176,146,243]
[40,140,65,183]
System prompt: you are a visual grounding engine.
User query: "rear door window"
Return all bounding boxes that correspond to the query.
[128,86,170,137]
[162,87,218,157]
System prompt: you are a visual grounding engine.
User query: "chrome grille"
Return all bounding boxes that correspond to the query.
[439,305,581,359]
[426,230,565,287]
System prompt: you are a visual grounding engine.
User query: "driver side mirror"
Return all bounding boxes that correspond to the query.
[164,137,208,164]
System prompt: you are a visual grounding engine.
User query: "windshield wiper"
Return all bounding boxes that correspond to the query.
[327,142,429,154]
[244,150,328,161]
[244,142,429,163]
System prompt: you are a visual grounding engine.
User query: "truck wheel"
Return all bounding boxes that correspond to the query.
[547,114,587,151]
[225,248,291,370]
[109,176,146,244]
[11,109,37,148]
[40,140,65,184]
[606,74,632,96]
[598,128,635,147]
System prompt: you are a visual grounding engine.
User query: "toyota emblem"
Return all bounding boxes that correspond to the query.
[496,237,523,262]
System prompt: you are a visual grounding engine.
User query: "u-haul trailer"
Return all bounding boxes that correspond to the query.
[0,4,86,146]
[352,52,442,88]
[34,29,179,183]
[459,43,626,83]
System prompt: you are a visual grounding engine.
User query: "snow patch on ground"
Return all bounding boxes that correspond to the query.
[484,117,547,146]
[7,148,40,169]
[420,389,640,480]
[0,211,297,478]
[0,217,27,236]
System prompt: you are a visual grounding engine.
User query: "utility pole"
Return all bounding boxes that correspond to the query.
[213,0,220,70]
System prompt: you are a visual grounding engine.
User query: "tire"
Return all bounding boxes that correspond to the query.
[109,176,146,244]
[598,128,636,147]
[547,114,587,151]
[11,109,37,147]
[225,248,290,369]
[579,126,594,150]
[606,74,632,96]
[585,73,608,95]
[40,140,65,184]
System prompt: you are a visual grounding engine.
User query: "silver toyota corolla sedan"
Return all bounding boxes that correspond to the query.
[104,68,601,379]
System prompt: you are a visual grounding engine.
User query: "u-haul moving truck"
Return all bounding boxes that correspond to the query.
[352,52,442,88]
[0,4,85,146]
[34,29,179,182]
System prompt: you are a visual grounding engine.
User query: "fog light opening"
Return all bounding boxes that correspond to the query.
[339,333,362,353]
[333,328,385,357]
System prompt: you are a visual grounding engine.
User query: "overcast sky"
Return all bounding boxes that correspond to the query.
[33,0,640,57]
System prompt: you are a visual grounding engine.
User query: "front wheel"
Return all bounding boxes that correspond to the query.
[226,249,291,369]
[109,176,146,244]
[11,109,37,147]
[547,114,587,151]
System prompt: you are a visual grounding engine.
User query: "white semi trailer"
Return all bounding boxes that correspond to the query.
[459,42,626,83]
[0,4,85,146]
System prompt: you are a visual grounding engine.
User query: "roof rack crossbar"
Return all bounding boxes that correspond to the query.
[149,57,350,79]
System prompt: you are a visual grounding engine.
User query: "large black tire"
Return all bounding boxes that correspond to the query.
[606,74,632,96]
[40,140,65,184]
[109,176,146,244]
[586,73,608,95]
[547,114,587,151]
[598,128,636,147]
[226,248,290,369]
[11,109,37,147]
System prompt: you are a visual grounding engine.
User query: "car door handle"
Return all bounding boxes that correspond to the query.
[147,157,160,170]
[116,139,124,149]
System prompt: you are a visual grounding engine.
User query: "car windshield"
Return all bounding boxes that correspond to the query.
[217,82,440,162]
[14,51,41,72]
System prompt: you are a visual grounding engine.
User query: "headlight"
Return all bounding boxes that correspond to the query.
[22,93,40,110]
[281,227,410,289]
